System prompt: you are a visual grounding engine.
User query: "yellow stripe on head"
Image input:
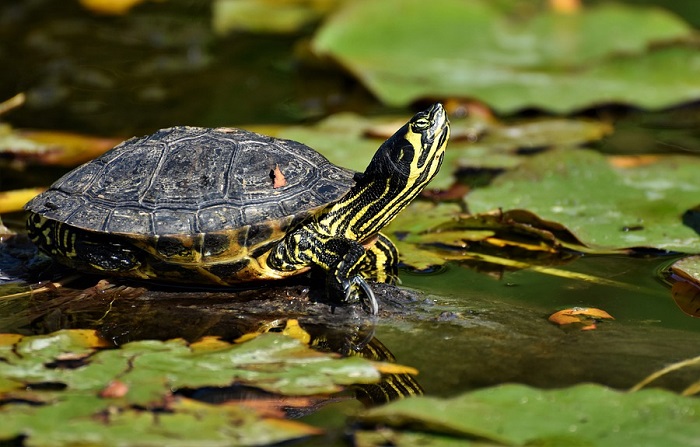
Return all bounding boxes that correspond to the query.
[317,103,450,241]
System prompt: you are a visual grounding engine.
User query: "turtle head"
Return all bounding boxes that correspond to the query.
[364,103,449,187]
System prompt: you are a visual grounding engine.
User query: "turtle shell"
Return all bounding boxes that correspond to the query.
[25,126,357,284]
[27,126,356,235]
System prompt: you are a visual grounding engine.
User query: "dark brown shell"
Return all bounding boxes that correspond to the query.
[25,126,356,237]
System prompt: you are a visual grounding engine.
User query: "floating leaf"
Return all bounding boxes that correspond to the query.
[0,330,417,445]
[0,333,23,347]
[671,255,700,285]
[212,0,342,34]
[669,257,700,317]
[479,118,613,152]
[384,202,584,271]
[313,0,699,112]
[0,93,25,116]
[0,124,121,167]
[0,188,45,214]
[254,109,612,192]
[467,149,700,252]
[78,0,160,15]
[0,395,319,446]
[276,113,395,172]
[0,331,398,401]
[358,384,700,446]
[548,307,614,330]
[671,281,700,318]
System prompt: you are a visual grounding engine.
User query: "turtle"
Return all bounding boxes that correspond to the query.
[24,103,450,314]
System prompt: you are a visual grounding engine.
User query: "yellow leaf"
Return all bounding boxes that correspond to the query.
[281,319,311,344]
[235,333,260,343]
[66,329,113,348]
[0,188,44,213]
[78,0,161,15]
[549,0,581,14]
[16,130,122,167]
[0,333,24,347]
[190,336,231,352]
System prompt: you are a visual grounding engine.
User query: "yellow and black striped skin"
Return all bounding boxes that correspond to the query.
[309,329,423,405]
[268,103,450,301]
[350,336,424,405]
[25,104,449,306]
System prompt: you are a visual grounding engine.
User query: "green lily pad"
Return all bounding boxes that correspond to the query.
[467,149,700,252]
[0,395,319,446]
[270,113,459,189]
[270,111,611,190]
[357,384,700,446]
[0,330,411,445]
[312,0,699,113]
[212,0,342,34]
[276,113,381,173]
[1,331,390,400]
[384,202,587,271]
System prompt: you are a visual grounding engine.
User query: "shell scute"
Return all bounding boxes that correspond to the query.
[109,208,153,234]
[64,202,112,232]
[90,140,165,208]
[54,162,102,195]
[153,209,197,235]
[196,205,245,233]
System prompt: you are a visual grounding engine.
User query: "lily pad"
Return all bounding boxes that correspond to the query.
[357,384,700,446]
[669,256,700,317]
[1,330,394,400]
[384,202,585,271]
[313,0,699,113]
[268,111,611,190]
[467,149,700,252]
[0,330,413,445]
[0,395,319,446]
[212,0,342,34]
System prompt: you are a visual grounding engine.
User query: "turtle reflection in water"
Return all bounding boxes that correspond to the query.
[24,104,450,314]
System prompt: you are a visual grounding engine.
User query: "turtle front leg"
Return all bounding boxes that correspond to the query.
[267,230,380,314]
[319,234,400,314]
[320,237,378,314]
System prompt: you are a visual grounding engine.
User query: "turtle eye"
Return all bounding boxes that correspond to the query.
[413,117,431,131]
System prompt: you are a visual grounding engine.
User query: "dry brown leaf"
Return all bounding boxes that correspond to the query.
[549,0,581,14]
[671,280,700,318]
[548,307,614,330]
[100,380,130,398]
[608,155,661,168]
[272,164,287,188]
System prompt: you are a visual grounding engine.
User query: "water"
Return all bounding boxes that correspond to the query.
[387,255,700,395]
[1,2,700,442]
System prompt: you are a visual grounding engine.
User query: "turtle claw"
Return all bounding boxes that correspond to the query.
[344,276,378,315]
